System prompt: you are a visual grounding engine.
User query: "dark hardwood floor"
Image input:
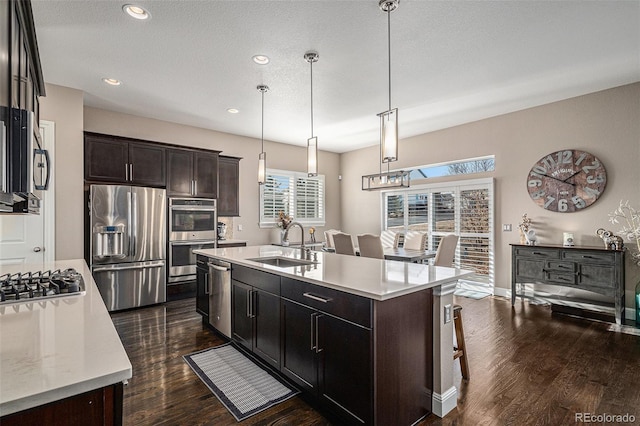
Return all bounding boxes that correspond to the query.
[110,296,640,425]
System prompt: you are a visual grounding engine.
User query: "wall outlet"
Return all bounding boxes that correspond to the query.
[444,304,452,324]
[237,224,243,231]
[502,224,512,232]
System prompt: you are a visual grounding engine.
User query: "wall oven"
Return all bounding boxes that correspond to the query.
[169,198,217,241]
[169,240,217,283]
[168,198,217,284]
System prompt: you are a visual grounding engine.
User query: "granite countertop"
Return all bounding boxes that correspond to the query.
[0,259,132,416]
[194,245,473,301]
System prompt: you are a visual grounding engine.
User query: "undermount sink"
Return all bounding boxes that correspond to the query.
[247,256,317,268]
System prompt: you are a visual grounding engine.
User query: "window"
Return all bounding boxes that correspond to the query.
[408,156,495,181]
[260,169,325,227]
[383,178,494,288]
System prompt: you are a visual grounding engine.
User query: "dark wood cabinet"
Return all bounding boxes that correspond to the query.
[218,156,240,216]
[231,265,281,369]
[84,133,166,187]
[223,261,434,425]
[317,314,372,425]
[511,244,625,324]
[195,256,209,320]
[280,278,372,425]
[167,148,219,198]
[1,382,123,426]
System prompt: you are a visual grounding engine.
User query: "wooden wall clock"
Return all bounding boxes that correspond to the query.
[526,149,606,212]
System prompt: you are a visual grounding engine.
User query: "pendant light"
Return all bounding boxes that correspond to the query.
[379,0,399,164]
[362,0,410,191]
[257,84,269,185]
[305,51,319,177]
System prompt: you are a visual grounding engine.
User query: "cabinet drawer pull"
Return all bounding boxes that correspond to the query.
[532,251,545,255]
[246,288,252,318]
[303,292,332,303]
[582,255,594,259]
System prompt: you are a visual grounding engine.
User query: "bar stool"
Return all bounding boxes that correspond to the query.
[453,304,469,380]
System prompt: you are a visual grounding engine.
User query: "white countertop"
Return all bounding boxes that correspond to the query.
[216,239,247,245]
[0,259,132,416]
[194,245,473,301]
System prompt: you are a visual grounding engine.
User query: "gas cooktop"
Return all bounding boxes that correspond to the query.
[0,268,86,305]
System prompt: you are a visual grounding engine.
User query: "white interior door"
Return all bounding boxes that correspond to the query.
[0,120,55,267]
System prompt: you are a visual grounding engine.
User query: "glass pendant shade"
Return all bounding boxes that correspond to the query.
[379,108,398,163]
[258,151,266,185]
[307,136,318,177]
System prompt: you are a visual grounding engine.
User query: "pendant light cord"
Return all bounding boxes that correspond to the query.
[310,59,314,137]
[261,89,265,153]
[387,7,392,112]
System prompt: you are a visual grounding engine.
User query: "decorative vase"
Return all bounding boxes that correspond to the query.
[280,229,289,246]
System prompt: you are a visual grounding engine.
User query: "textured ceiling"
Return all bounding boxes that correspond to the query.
[31,0,640,153]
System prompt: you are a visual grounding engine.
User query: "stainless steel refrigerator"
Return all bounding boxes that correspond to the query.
[90,184,166,311]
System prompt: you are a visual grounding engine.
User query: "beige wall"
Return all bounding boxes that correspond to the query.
[82,107,342,245]
[341,83,640,309]
[39,84,84,260]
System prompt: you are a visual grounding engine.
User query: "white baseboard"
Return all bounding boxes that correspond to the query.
[493,287,637,321]
[431,386,457,417]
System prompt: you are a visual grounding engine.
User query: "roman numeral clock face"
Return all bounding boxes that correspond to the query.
[527,149,607,212]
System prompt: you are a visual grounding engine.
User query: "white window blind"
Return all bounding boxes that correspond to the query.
[260,169,325,227]
[383,178,494,287]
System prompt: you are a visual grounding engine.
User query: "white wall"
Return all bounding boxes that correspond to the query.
[340,83,640,309]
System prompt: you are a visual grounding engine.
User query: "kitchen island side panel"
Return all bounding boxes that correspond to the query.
[373,288,434,425]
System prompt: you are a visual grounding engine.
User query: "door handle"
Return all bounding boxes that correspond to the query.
[310,313,317,351]
[246,288,252,318]
[125,163,129,181]
[129,164,134,181]
[204,273,209,295]
[33,247,42,252]
[194,180,198,195]
[315,314,323,353]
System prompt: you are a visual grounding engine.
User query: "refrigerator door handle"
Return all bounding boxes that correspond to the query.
[92,260,165,272]
[131,191,138,258]
[127,190,133,257]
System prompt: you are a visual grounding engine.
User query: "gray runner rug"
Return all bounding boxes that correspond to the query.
[183,343,299,422]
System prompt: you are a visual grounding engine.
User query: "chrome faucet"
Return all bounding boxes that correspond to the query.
[283,221,310,258]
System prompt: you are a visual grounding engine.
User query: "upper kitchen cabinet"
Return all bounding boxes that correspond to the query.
[1,0,45,115]
[84,132,166,187]
[167,148,219,198]
[218,156,240,216]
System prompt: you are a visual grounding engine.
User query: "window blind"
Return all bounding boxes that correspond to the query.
[260,170,325,227]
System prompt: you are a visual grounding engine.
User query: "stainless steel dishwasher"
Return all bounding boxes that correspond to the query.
[208,258,231,338]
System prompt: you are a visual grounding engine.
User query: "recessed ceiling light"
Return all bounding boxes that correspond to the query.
[252,55,270,65]
[103,78,122,86]
[122,4,150,20]
[227,108,239,114]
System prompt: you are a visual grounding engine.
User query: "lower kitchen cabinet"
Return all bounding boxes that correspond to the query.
[1,382,123,426]
[281,299,372,424]
[195,256,209,320]
[224,262,433,425]
[231,266,281,369]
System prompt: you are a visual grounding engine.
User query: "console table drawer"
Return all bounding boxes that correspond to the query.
[546,261,575,272]
[562,251,615,264]
[514,247,560,259]
[546,271,576,285]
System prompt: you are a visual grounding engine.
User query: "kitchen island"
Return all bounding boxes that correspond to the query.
[0,259,132,425]
[195,245,472,424]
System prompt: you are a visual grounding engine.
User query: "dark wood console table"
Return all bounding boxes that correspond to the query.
[511,244,625,324]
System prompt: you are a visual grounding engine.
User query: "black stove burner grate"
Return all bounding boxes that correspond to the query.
[0,268,85,303]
